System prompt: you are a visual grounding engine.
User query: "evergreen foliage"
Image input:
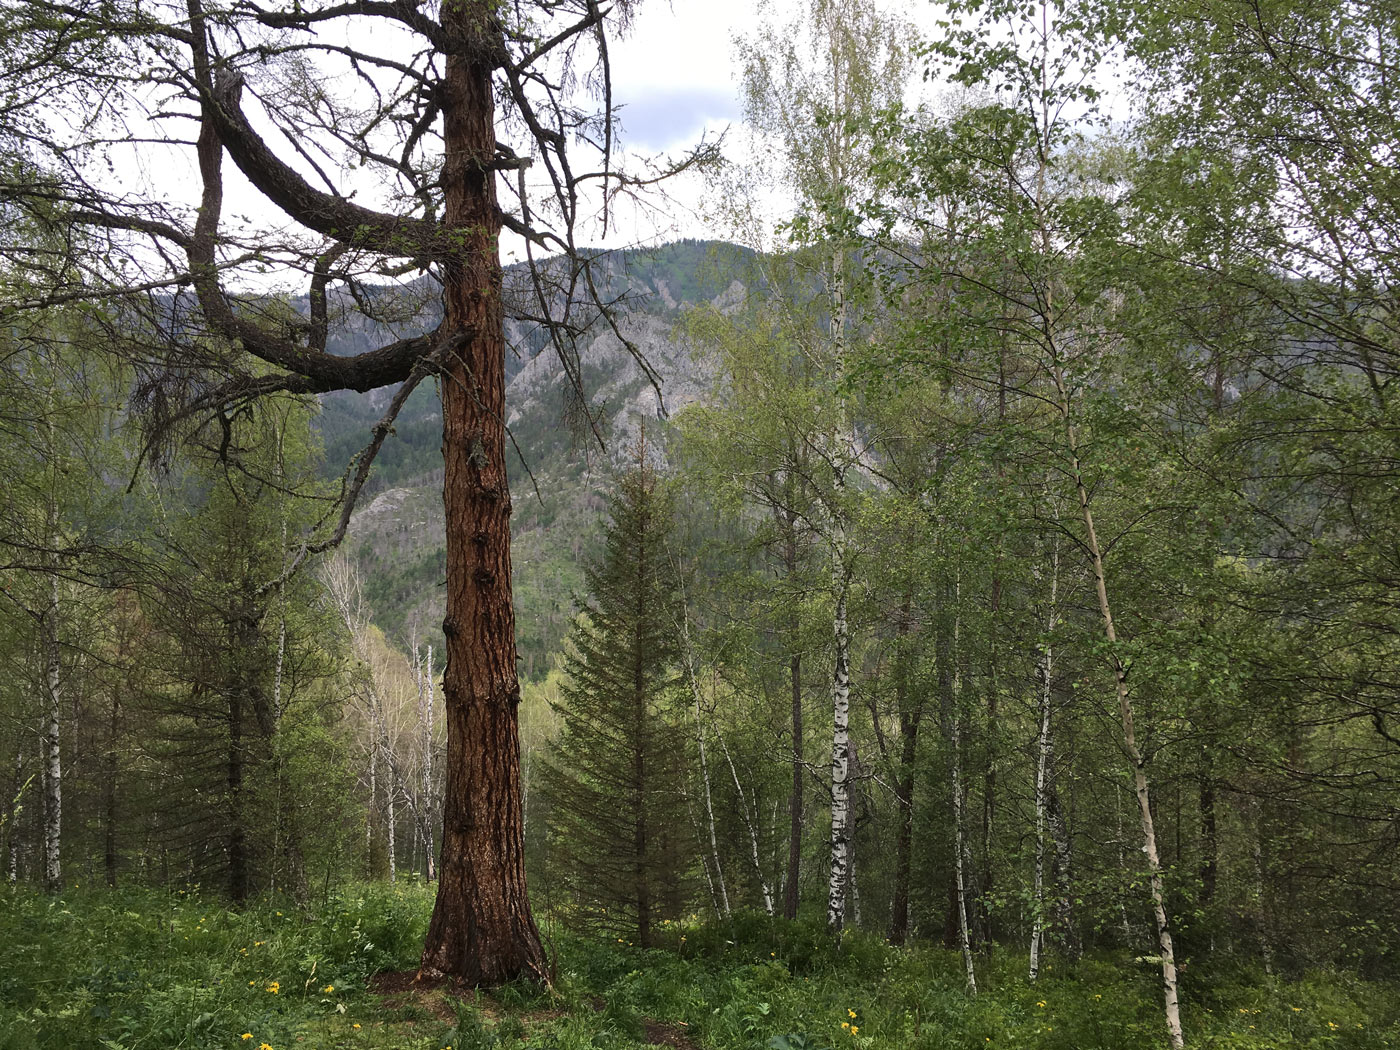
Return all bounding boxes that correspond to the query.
[541,452,694,947]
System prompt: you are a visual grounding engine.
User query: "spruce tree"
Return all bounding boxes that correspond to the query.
[541,454,693,948]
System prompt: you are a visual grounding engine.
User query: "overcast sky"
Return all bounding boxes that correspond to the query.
[607,1,756,154]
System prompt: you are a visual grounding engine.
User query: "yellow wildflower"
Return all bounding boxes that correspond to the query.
[850,1026,858,1035]
[241,1035,252,1041]
[266,981,280,994]
[352,1023,361,1030]
[842,1023,850,1030]
[1036,1001,1047,1008]
[848,1009,857,1018]
[324,985,335,993]
[258,1044,273,1050]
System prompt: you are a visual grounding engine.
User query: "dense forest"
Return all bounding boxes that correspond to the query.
[2,0,1398,1048]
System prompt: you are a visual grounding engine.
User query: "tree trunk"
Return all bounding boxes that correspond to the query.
[951,707,977,994]
[367,730,377,877]
[418,645,437,882]
[104,685,121,888]
[937,578,976,992]
[1199,771,1217,908]
[228,667,248,903]
[783,501,803,921]
[690,672,730,917]
[7,747,22,883]
[826,533,853,932]
[718,729,774,915]
[1056,386,1183,1049]
[41,574,62,893]
[1029,539,1059,980]
[1046,783,1078,959]
[387,764,397,884]
[417,3,545,984]
[786,652,803,920]
[888,593,920,946]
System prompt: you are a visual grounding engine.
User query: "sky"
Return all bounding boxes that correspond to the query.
[606,0,757,155]
[503,0,945,254]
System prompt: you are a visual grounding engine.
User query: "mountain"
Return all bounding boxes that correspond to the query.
[313,239,751,674]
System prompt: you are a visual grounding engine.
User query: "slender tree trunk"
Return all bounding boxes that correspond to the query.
[1250,800,1275,975]
[633,614,652,948]
[1054,376,1183,1048]
[718,729,774,915]
[888,594,920,946]
[936,574,977,990]
[418,2,545,983]
[367,730,377,877]
[7,747,22,883]
[826,528,853,932]
[1199,771,1217,908]
[786,650,803,919]
[1029,646,1053,981]
[888,718,918,946]
[104,685,121,888]
[1046,785,1078,958]
[951,710,977,994]
[1030,539,1059,980]
[783,503,804,921]
[387,763,397,884]
[41,574,62,893]
[690,676,730,917]
[418,646,437,881]
[228,672,248,903]
[678,590,730,916]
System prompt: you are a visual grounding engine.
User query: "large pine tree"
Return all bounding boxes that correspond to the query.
[541,454,694,948]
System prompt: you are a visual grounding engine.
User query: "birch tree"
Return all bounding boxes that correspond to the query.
[736,0,914,934]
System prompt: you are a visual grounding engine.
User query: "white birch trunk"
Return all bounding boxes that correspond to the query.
[386,763,396,884]
[716,726,774,915]
[692,692,730,917]
[1029,538,1060,981]
[826,527,853,931]
[7,749,23,883]
[679,609,730,917]
[1053,369,1183,1049]
[41,573,62,892]
[367,736,376,871]
[951,597,977,995]
[420,646,436,880]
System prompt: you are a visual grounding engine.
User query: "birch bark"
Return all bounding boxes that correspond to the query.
[1051,364,1183,1049]
[1029,534,1060,980]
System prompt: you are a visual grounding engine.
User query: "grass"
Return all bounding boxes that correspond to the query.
[1,883,1396,1050]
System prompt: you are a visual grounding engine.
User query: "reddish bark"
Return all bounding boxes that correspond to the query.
[417,7,546,985]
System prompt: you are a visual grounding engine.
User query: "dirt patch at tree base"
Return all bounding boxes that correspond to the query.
[642,1019,702,1048]
[367,970,459,1023]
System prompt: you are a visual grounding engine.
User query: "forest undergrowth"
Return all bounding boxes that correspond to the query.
[1,883,1395,1050]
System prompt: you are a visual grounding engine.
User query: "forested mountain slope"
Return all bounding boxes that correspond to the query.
[315,240,748,671]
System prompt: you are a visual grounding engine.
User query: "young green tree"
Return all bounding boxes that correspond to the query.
[540,453,694,949]
[734,0,915,935]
